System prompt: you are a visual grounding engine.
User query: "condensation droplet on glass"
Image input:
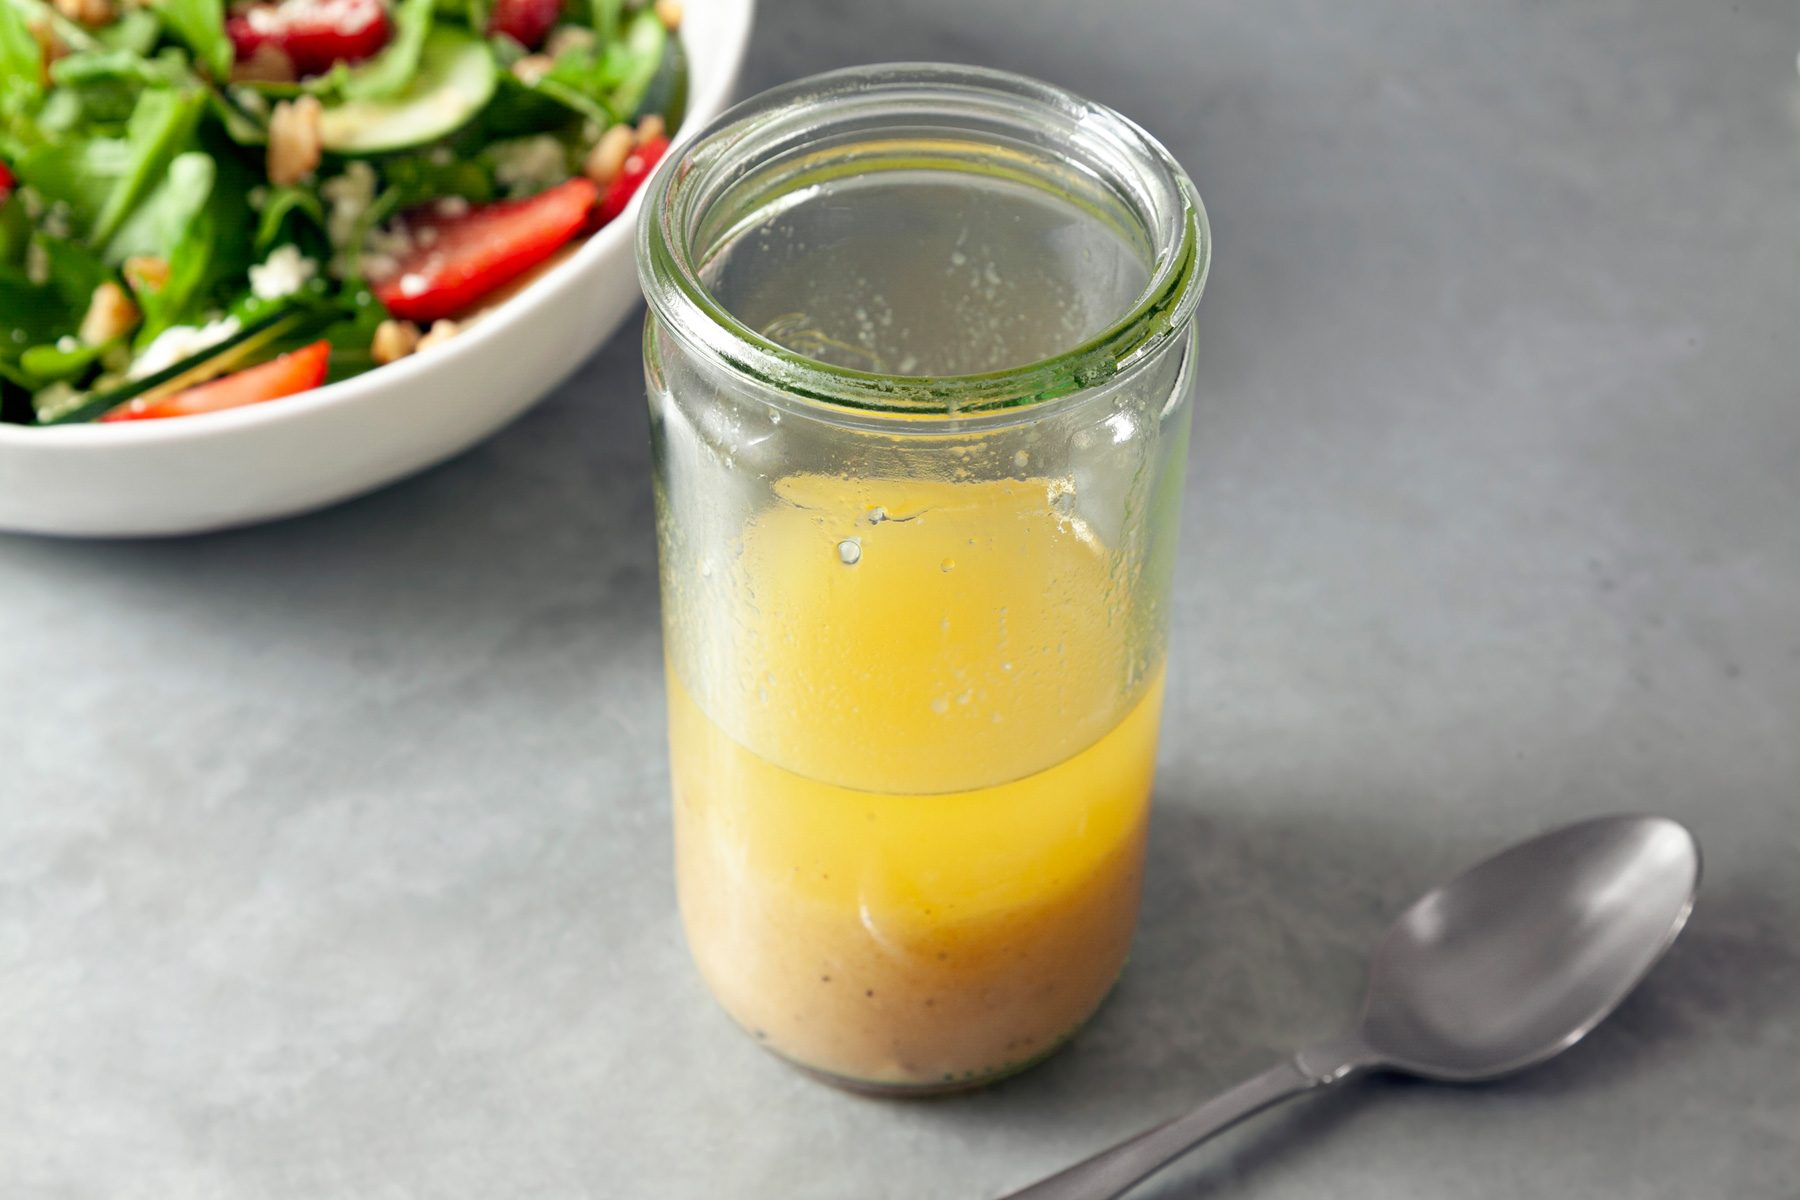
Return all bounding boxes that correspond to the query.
[930,695,950,715]
[837,538,862,565]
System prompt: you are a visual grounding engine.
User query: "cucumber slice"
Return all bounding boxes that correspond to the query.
[633,33,687,127]
[319,29,497,155]
[38,306,320,425]
[608,9,666,122]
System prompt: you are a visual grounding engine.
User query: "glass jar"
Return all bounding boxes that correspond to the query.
[636,64,1209,1094]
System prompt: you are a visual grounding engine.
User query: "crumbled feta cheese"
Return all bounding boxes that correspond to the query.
[56,335,79,353]
[127,316,241,381]
[490,136,570,194]
[248,185,270,209]
[364,219,415,260]
[396,273,429,298]
[434,196,470,218]
[250,244,319,300]
[361,253,399,280]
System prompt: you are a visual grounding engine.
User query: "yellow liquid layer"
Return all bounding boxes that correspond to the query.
[669,475,1164,1088]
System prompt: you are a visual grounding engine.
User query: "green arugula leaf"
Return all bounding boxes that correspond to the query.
[2,234,110,387]
[98,7,161,54]
[591,0,620,44]
[135,145,255,339]
[29,84,207,249]
[37,231,111,310]
[105,149,213,263]
[13,138,136,234]
[0,0,43,116]
[206,85,267,143]
[0,266,70,352]
[156,0,231,79]
[20,336,106,384]
[254,185,326,253]
[379,147,495,207]
[341,0,435,100]
[608,7,665,119]
[0,192,28,267]
[51,46,194,90]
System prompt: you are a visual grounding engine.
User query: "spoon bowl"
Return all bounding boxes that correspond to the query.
[1360,814,1701,1081]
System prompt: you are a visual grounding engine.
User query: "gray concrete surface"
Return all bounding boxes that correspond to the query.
[5,1,1799,1196]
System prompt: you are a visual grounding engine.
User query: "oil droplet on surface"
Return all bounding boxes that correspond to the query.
[837,538,862,565]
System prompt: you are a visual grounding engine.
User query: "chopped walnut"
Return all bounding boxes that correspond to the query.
[370,319,422,365]
[123,256,171,294]
[78,282,140,346]
[267,96,323,187]
[583,125,634,186]
[654,0,682,30]
[28,18,65,87]
[415,319,461,354]
[52,0,113,25]
[233,43,296,84]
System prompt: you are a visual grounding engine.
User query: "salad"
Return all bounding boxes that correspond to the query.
[0,0,683,424]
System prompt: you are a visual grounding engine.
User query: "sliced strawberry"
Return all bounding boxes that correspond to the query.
[0,161,14,203]
[486,0,561,50]
[227,0,391,79]
[369,177,598,323]
[594,134,668,228]
[102,341,331,422]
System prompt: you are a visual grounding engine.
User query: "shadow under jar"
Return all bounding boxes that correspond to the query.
[636,64,1210,1095]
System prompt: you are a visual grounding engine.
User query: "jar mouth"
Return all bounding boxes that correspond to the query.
[636,63,1210,422]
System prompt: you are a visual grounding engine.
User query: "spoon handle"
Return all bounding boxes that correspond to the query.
[997,1036,1375,1200]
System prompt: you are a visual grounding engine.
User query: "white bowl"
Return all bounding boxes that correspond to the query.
[0,0,753,538]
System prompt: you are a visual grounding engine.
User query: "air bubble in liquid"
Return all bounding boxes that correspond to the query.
[837,538,862,565]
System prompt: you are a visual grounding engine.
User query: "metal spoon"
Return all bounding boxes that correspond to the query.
[1002,813,1701,1200]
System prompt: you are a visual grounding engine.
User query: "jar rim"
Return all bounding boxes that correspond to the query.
[635,63,1210,422]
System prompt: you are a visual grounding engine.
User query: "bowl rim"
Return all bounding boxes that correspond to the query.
[0,0,755,449]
